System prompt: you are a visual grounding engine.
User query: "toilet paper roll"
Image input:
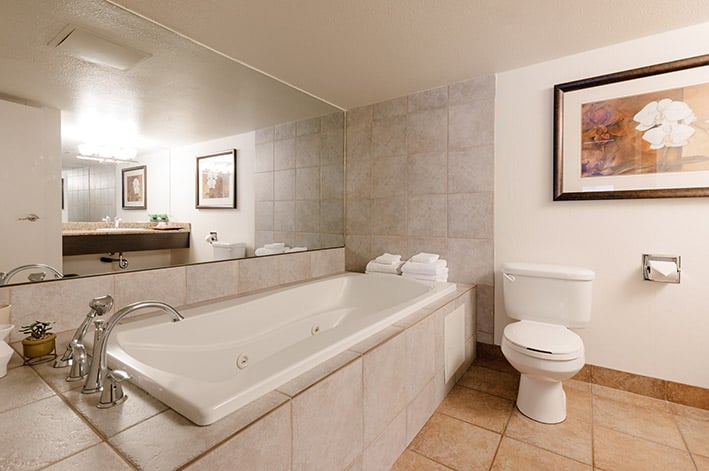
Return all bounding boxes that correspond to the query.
[0,304,10,325]
[649,260,677,277]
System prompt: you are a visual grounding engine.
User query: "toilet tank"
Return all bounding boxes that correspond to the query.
[212,242,246,260]
[502,262,594,327]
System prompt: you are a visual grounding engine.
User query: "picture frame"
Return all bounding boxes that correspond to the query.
[121,165,147,209]
[553,54,709,201]
[196,149,237,209]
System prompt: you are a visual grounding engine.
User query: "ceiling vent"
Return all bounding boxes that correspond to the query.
[49,25,151,71]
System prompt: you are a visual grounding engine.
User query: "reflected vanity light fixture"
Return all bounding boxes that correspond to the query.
[76,155,136,165]
[77,143,137,164]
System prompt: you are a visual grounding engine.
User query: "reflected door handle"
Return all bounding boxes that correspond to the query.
[17,214,40,222]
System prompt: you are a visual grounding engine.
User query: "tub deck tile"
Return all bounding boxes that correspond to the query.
[348,325,404,354]
[277,350,360,397]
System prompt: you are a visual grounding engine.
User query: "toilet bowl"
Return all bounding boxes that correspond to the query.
[502,320,585,423]
[500,262,594,424]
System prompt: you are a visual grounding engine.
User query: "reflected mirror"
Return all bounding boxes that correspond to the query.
[0,0,344,286]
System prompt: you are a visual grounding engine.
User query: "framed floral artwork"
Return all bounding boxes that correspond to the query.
[553,54,709,200]
[196,149,237,209]
[122,165,147,209]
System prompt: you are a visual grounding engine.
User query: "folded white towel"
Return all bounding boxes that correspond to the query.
[285,246,307,253]
[264,242,286,250]
[410,252,440,264]
[375,253,402,265]
[255,247,286,256]
[401,259,447,276]
[402,267,448,282]
[365,260,404,275]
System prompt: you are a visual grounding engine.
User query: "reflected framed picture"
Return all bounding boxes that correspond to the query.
[196,149,237,209]
[554,54,709,200]
[122,165,147,209]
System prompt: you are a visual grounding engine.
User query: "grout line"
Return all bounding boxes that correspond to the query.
[406,446,457,470]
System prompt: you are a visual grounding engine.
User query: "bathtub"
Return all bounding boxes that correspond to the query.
[106,272,456,425]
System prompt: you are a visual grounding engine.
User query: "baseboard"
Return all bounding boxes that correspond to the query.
[475,341,708,411]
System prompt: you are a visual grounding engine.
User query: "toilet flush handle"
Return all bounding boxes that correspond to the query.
[503,273,515,282]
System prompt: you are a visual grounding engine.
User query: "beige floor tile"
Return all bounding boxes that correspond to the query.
[674,413,709,457]
[436,385,513,433]
[391,449,452,470]
[410,413,500,470]
[457,365,520,400]
[592,394,686,449]
[565,381,592,424]
[593,425,695,471]
[491,437,591,470]
[591,383,671,411]
[505,410,593,464]
[472,357,518,375]
[693,453,709,471]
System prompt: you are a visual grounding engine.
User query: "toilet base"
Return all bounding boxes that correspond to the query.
[516,374,567,424]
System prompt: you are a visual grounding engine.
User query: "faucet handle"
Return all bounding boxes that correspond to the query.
[65,341,88,382]
[97,369,130,408]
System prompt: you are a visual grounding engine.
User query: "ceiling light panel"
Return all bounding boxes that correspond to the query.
[50,25,151,71]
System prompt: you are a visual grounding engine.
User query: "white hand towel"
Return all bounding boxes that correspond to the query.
[285,246,307,253]
[402,267,448,282]
[365,260,404,275]
[401,259,447,276]
[410,252,439,264]
[375,253,402,265]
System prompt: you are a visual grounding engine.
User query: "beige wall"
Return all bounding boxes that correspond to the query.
[495,22,709,389]
[344,76,495,343]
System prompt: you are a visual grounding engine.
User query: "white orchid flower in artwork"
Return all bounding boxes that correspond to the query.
[641,122,696,149]
[633,98,697,131]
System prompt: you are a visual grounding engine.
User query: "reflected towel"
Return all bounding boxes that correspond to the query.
[255,247,286,256]
[285,246,307,253]
[264,242,286,250]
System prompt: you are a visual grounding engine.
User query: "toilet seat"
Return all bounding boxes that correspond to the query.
[503,320,583,361]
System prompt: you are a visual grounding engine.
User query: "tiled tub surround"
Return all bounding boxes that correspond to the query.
[344,75,495,345]
[0,280,475,470]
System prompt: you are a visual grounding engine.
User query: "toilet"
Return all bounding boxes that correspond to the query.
[501,262,594,424]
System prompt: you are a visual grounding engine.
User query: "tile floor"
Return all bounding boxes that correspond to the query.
[392,358,709,470]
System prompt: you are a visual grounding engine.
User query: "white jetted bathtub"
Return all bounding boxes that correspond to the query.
[107,272,456,425]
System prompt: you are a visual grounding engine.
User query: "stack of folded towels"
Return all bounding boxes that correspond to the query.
[254,243,307,256]
[365,253,404,275]
[401,252,448,282]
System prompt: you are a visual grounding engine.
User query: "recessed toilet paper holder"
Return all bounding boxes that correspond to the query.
[642,254,681,283]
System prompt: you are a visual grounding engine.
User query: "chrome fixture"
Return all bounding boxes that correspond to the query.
[65,341,89,381]
[98,369,131,408]
[0,263,63,285]
[16,213,40,222]
[54,295,113,368]
[82,301,184,407]
[114,217,122,229]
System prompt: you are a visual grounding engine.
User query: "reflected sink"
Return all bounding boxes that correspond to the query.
[95,228,146,232]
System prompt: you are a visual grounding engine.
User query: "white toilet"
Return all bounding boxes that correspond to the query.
[501,262,594,424]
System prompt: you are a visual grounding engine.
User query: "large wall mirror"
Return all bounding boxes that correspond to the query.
[0,0,344,286]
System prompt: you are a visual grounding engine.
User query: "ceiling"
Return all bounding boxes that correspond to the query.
[0,0,337,164]
[111,0,709,109]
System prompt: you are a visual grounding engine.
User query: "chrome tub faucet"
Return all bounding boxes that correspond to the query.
[82,301,184,408]
[0,263,63,285]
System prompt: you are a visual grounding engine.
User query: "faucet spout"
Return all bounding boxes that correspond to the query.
[0,263,63,285]
[82,301,184,395]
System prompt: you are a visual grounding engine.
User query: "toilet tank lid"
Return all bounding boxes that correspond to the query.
[502,262,594,281]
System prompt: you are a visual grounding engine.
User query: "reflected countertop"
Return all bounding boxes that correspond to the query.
[62,222,191,236]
